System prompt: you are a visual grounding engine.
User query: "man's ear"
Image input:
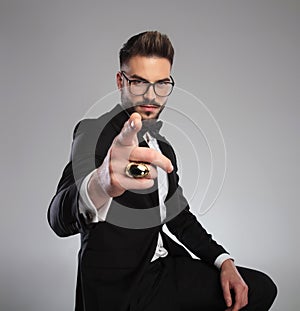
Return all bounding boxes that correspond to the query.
[116,72,123,90]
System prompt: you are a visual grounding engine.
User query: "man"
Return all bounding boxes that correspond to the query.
[48,31,277,311]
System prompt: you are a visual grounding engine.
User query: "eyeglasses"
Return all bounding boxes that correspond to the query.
[121,71,175,97]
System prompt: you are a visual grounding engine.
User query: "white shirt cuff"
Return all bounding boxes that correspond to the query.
[78,169,112,223]
[214,253,234,269]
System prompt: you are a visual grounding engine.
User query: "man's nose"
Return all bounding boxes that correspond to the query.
[143,84,157,101]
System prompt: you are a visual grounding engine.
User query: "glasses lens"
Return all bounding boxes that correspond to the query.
[154,82,173,97]
[130,81,149,96]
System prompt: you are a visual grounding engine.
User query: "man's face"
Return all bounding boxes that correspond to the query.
[117,55,172,120]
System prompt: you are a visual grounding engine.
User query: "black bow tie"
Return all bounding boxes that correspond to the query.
[138,120,163,139]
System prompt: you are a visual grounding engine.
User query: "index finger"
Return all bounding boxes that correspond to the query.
[222,281,232,309]
[114,113,142,146]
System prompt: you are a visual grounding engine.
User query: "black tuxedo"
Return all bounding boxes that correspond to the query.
[48,105,276,311]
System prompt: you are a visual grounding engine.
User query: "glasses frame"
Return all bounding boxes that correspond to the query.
[121,71,175,97]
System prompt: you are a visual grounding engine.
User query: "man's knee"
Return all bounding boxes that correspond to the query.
[258,272,277,307]
[240,268,277,310]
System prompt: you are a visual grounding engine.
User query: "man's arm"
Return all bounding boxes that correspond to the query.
[47,119,100,237]
[78,169,112,222]
[163,143,228,264]
[165,144,248,310]
[166,194,228,264]
[48,113,173,237]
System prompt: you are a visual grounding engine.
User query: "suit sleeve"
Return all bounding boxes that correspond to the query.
[47,119,102,237]
[165,144,229,265]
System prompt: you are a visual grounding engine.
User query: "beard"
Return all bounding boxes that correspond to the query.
[121,93,167,120]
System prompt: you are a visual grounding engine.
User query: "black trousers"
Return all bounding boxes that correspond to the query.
[130,256,277,311]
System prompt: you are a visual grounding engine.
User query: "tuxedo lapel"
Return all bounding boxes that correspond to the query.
[157,137,177,199]
[157,137,183,222]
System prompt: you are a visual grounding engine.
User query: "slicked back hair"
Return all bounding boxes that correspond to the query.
[119,31,174,67]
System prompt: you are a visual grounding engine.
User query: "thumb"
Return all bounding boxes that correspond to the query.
[115,113,142,146]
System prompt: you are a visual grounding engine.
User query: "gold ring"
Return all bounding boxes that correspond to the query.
[125,162,150,178]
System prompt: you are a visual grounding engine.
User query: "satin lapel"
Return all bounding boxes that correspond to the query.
[157,137,183,222]
[157,137,177,201]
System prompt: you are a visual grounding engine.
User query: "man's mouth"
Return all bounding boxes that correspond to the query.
[138,104,160,111]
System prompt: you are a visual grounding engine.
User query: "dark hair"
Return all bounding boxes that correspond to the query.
[119,31,174,67]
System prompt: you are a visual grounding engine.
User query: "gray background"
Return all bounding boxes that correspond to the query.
[0,0,299,310]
